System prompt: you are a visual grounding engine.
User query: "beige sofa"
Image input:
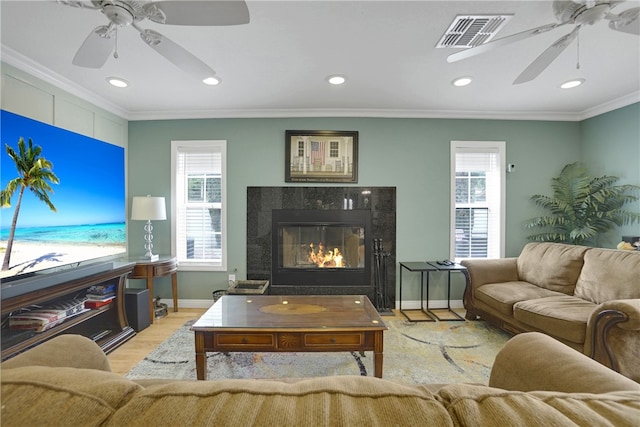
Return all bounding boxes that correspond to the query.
[2,332,639,426]
[461,242,640,382]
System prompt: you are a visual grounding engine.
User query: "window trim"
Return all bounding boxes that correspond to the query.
[450,141,506,261]
[171,140,227,271]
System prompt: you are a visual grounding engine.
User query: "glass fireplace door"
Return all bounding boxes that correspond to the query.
[271,209,372,286]
[280,225,365,269]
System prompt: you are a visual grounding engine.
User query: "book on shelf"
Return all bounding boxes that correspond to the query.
[8,298,88,332]
[84,298,115,309]
[85,292,115,301]
[86,284,116,296]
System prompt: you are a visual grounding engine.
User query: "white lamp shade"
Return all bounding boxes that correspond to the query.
[131,196,167,221]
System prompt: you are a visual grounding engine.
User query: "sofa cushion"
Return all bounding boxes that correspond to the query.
[106,376,452,427]
[475,281,564,316]
[1,366,142,426]
[516,242,589,294]
[513,295,596,344]
[436,384,640,427]
[574,248,640,304]
[1,334,111,371]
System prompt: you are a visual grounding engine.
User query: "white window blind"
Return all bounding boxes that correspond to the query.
[171,140,226,270]
[451,141,505,260]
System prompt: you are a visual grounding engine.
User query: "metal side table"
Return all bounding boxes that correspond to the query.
[424,261,467,321]
[398,262,439,322]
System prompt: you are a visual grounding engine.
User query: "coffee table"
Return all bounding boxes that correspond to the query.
[191,295,387,380]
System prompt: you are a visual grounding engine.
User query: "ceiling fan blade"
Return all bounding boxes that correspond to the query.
[137,27,217,80]
[143,0,250,26]
[57,1,101,11]
[513,26,580,85]
[608,7,640,35]
[447,22,567,63]
[72,25,114,68]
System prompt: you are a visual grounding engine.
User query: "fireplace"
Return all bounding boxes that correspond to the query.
[272,209,371,286]
[246,186,395,305]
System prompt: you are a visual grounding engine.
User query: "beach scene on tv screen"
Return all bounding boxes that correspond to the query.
[1,110,126,279]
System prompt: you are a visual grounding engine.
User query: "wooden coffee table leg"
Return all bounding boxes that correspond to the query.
[194,331,206,380]
[373,330,384,378]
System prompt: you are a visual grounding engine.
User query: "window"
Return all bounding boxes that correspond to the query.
[450,141,505,260]
[171,140,227,270]
[297,140,304,157]
[329,140,339,158]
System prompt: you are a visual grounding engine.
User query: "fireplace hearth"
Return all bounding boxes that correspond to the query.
[247,187,396,307]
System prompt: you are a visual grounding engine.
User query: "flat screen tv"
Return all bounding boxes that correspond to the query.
[1,110,126,283]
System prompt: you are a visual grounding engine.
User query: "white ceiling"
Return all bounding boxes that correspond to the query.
[1,0,639,121]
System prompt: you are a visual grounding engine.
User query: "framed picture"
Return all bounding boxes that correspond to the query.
[285,130,358,183]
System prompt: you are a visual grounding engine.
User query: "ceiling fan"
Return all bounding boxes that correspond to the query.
[447,0,640,84]
[58,0,250,81]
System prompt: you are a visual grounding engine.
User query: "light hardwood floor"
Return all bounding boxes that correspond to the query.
[107,308,206,375]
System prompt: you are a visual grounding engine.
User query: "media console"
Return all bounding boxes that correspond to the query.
[1,261,137,361]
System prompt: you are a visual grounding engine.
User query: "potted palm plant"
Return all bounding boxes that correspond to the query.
[524,162,639,246]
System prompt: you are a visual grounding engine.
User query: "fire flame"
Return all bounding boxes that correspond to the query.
[308,242,344,268]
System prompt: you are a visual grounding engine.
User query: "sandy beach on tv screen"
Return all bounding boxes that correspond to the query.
[0,241,126,279]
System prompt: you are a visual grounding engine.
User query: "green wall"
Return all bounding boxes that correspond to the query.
[580,103,640,247]
[128,117,585,301]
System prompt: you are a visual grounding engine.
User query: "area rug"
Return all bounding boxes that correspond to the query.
[126,318,512,384]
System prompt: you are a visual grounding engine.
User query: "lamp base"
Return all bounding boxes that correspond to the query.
[140,254,159,261]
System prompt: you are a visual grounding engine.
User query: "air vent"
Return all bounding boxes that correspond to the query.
[436,15,513,48]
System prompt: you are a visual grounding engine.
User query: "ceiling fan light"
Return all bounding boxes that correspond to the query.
[107,77,128,88]
[203,76,221,86]
[327,74,347,85]
[560,78,585,89]
[452,77,472,87]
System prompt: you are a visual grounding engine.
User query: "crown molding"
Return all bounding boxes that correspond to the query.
[1,46,129,120]
[578,92,640,120]
[127,108,584,121]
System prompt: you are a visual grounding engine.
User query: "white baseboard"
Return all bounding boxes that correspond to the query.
[160,299,464,311]
[161,299,214,309]
[395,299,464,310]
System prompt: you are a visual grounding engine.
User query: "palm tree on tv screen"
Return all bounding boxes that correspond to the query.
[1,137,59,271]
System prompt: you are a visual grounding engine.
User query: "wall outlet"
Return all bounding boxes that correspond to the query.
[228,274,236,283]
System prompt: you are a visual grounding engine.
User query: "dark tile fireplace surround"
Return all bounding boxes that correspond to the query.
[247,187,396,308]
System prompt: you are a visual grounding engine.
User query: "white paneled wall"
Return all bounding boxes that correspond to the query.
[1,63,127,148]
[2,73,54,125]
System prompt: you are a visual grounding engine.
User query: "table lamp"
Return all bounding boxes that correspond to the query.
[131,195,166,261]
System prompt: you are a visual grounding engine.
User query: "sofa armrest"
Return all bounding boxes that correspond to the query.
[585,299,640,380]
[460,258,518,317]
[461,258,518,288]
[489,332,640,393]
[588,299,640,333]
[1,334,111,372]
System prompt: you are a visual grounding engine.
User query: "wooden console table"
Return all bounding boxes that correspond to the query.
[128,256,178,323]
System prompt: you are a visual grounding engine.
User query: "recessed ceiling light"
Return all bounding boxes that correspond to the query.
[560,78,585,89]
[327,74,347,85]
[107,77,128,88]
[452,77,472,87]
[203,76,221,86]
